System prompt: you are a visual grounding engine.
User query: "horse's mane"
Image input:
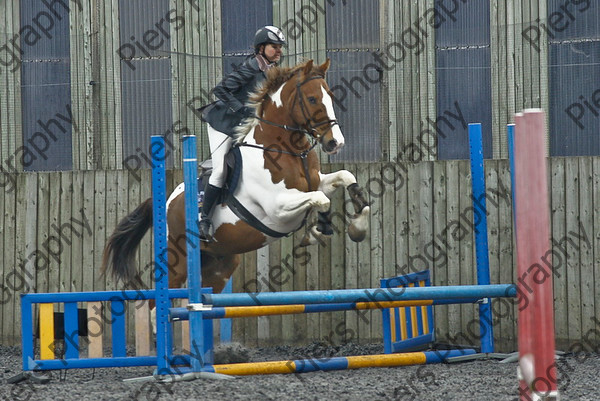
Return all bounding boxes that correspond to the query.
[234,61,326,140]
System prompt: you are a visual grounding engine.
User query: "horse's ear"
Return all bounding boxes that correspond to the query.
[302,60,314,76]
[319,58,330,74]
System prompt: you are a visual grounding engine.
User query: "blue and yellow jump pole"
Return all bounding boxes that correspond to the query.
[207,349,476,375]
[169,298,481,320]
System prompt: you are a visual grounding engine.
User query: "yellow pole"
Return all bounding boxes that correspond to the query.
[39,303,55,360]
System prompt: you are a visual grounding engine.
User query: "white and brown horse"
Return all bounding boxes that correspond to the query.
[102,59,370,297]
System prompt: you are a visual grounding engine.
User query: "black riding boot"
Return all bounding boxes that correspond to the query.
[199,184,221,242]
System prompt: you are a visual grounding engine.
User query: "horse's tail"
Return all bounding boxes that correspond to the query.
[102,198,154,287]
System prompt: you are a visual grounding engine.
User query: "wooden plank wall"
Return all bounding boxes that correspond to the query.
[0,0,23,171]
[2,160,599,350]
[0,158,598,351]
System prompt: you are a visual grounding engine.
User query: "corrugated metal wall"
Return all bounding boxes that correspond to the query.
[170,0,222,163]
[20,0,73,171]
[3,1,600,170]
[119,0,174,166]
[435,0,492,160]
[326,0,381,162]
[221,0,272,75]
[548,2,600,156]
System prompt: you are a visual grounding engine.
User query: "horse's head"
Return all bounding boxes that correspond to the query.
[288,59,344,155]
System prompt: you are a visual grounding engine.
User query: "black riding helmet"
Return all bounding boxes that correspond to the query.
[253,26,286,53]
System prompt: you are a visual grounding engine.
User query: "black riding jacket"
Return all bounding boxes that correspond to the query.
[202,56,268,135]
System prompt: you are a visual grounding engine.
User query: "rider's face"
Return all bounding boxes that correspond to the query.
[263,44,283,63]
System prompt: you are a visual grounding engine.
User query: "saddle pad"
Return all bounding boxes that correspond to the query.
[198,145,294,238]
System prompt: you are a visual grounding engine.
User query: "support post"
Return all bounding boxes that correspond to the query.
[151,135,173,375]
[468,123,494,353]
[513,110,558,400]
[220,278,233,343]
[446,124,513,363]
[182,135,206,372]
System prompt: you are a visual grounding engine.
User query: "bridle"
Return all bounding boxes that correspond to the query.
[291,75,339,138]
[252,73,339,138]
[239,73,340,191]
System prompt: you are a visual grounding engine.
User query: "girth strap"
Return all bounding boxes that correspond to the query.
[225,195,289,238]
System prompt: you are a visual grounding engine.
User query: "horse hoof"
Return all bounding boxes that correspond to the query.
[299,225,330,247]
[348,206,370,242]
[299,233,313,247]
[201,235,217,243]
[348,225,367,242]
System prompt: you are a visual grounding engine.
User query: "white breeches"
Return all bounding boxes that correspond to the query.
[207,125,234,187]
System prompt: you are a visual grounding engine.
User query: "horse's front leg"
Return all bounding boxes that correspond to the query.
[318,170,370,242]
[299,170,370,246]
[274,190,331,220]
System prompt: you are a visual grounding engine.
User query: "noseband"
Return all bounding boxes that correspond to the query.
[291,75,340,139]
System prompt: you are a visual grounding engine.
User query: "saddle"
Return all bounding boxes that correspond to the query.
[198,145,291,238]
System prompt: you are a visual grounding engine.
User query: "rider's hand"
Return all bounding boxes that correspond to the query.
[240,106,255,118]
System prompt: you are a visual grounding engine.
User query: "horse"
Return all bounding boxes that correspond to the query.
[102,59,370,299]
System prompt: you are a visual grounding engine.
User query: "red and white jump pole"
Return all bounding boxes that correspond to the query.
[513,110,558,400]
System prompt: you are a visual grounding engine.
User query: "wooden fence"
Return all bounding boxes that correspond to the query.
[1,158,599,352]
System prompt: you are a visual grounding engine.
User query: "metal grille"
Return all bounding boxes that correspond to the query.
[20,0,73,171]
[435,0,492,160]
[119,0,173,166]
[221,0,272,75]
[326,0,381,162]
[548,2,600,156]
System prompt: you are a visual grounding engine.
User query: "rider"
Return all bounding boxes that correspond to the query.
[200,26,286,241]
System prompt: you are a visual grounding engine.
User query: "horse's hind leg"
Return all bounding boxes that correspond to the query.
[201,253,240,294]
[149,225,190,334]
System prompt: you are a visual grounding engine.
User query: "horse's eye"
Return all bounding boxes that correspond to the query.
[308,96,317,105]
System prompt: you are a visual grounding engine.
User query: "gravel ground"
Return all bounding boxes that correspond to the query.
[1,343,598,401]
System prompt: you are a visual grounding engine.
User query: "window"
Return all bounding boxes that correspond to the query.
[119,0,173,165]
[326,0,381,162]
[221,0,272,76]
[20,0,73,171]
[548,2,600,156]
[435,0,492,160]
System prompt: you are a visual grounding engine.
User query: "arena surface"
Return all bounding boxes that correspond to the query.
[1,343,598,400]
